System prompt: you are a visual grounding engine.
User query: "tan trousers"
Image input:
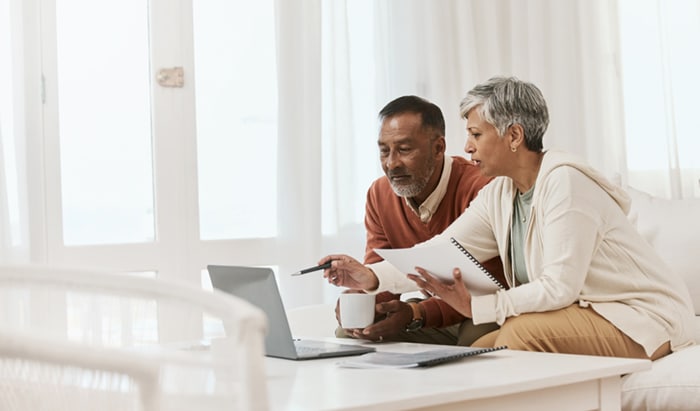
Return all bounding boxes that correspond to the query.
[472,304,671,360]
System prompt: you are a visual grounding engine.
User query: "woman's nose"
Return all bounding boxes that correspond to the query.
[464,137,475,154]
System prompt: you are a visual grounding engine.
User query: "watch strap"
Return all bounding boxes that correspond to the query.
[409,302,423,322]
[405,302,425,332]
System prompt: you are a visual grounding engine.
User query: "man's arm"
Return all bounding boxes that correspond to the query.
[364,182,391,264]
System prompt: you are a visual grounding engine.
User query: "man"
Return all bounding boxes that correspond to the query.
[335,95,505,345]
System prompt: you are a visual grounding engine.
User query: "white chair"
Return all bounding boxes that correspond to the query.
[0,264,268,411]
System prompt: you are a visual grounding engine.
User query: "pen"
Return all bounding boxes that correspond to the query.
[290,261,332,276]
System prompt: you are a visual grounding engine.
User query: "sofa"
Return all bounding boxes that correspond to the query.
[620,185,700,411]
[287,185,700,410]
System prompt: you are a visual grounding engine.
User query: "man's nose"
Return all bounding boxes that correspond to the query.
[385,151,401,168]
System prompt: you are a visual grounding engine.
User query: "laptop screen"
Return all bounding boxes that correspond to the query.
[207,265,297,358]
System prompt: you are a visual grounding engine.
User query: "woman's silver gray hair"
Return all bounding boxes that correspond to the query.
[459,76,548,152]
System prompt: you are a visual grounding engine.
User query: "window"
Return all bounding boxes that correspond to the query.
[618,0,700,197]
[3,0,362,311]
[55,0,154,245]
[193,0,278,240]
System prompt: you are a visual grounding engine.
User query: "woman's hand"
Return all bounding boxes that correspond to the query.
[407,267,473,318]
[319,254,379,291]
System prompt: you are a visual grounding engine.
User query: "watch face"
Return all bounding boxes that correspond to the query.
[405,318,424,332]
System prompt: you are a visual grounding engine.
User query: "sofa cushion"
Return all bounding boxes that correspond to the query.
[620,186,700,411]
[625,186,700,314]
[621,344,700,411]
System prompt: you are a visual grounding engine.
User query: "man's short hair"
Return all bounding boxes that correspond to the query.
[378,95,446,139]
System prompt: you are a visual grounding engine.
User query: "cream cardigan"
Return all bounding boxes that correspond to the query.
[369,150,696,355]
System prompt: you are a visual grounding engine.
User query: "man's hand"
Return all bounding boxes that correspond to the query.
[335,291,402,338]
[346,300,413,341]
[408,267,473,318]
[335,290,398,326]
[319,254,379,290]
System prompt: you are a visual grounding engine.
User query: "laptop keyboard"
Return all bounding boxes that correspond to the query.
[294,344,327,355]
[289,339,375,358]
[294,340,335,354]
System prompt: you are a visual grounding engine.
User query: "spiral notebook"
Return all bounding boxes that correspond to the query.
[374,237,505,296]
[336,345,507,368]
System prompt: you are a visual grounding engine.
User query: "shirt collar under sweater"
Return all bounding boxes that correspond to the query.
[404,156,453,223]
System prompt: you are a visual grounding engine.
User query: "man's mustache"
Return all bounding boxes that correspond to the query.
[387,169,410,178]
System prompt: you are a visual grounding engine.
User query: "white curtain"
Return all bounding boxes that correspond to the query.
[618,0,700,199]
[0,0,31,265]
[368,0,700,200]
[370,0,626,175]
[272,0,329,307]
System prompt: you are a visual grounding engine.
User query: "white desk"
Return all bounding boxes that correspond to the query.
[265,340,650,411]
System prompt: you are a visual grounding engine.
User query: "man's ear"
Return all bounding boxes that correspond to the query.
[433,136,446,156]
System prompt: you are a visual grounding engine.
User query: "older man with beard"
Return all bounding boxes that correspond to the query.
[334,95,505,345]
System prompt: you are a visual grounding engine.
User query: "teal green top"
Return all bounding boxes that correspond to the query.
[511,186,534,285]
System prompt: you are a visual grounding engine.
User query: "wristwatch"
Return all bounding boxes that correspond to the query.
[405,302,425,332]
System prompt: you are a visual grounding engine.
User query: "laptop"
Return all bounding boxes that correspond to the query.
[207,265,375,360]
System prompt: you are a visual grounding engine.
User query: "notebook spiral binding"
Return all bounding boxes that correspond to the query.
[418,345,508,367]
[449,237,505,289]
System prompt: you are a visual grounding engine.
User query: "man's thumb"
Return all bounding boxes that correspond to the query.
[376,300,399,314]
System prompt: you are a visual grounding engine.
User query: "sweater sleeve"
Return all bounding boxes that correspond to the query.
[420,297,467,328]
[364,183,388,264]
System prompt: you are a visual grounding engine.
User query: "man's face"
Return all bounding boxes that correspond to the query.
[378,112,442,199]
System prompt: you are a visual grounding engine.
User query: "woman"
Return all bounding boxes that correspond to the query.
[320,76,695,359]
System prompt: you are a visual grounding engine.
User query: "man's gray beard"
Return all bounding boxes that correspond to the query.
[391,184,422,197]
[390,163,435,198]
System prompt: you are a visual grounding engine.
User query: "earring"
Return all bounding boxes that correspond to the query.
[510,146,517,152]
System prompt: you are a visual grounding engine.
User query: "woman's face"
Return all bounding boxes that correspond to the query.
[463,109,512,178]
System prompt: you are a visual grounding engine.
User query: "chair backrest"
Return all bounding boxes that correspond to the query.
[0,264,269,411]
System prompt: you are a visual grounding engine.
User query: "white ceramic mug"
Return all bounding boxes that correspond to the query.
[339,293,375,329]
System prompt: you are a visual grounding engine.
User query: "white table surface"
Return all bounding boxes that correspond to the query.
[265,338,651,411]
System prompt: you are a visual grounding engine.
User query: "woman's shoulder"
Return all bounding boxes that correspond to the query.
[538,151,602,190]
[473,175,515,203]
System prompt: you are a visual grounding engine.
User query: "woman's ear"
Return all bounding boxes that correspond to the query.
[508,123,525,149]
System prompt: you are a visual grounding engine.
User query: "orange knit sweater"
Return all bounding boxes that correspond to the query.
[364,156,505,328]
